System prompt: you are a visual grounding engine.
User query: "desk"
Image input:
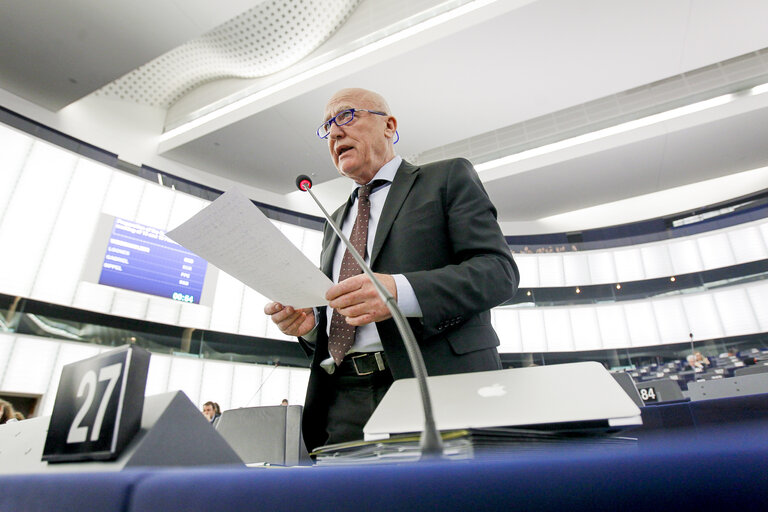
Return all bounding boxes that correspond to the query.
[2,413,768,511]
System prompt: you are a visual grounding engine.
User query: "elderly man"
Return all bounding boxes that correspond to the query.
[265,88,518,451]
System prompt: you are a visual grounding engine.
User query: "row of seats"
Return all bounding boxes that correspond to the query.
[625,347,768,389]
[613,347,768,404]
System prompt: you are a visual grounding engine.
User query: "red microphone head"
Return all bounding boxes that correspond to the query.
[295,175,312,191]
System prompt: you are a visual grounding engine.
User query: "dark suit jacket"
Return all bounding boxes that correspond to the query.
[301,158,519,451]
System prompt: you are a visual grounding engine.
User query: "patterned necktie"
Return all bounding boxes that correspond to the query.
[327,182,375,366]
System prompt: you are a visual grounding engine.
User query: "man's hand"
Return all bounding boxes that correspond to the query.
[264,302,315,337]
[326,273,396,326]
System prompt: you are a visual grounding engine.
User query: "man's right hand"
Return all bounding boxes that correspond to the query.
[264,302,315,337]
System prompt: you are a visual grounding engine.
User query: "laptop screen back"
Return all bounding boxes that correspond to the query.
[364,361,642,439]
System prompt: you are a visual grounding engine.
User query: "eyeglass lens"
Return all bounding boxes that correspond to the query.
[321,110,354,136]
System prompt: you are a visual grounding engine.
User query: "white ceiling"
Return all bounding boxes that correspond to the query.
[0,0,260,110]
[1,0,768,234]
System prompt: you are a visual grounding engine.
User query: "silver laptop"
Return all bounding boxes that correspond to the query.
[363,361,642,440]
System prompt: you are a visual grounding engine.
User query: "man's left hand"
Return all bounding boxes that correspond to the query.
[326,273,396,326]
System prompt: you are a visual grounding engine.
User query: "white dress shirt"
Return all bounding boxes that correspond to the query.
[320,155,422,371]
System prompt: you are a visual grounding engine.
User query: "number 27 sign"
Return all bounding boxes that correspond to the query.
[43,345,150,462]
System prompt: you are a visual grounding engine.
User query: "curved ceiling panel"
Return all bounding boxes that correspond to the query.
[94,0,361,109]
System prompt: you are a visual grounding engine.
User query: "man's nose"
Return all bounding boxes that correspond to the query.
[328,120,345,138]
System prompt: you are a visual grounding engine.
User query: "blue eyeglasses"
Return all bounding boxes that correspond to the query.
[316,108,399,143]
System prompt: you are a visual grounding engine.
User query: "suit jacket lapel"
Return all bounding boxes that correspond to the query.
[371,160,419,266]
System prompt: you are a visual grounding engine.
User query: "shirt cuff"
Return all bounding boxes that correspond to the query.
[300,310,320,342]
[393,274,423,317]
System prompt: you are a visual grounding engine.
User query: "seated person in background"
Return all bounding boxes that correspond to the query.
[1,399,18,424]
[281,399,289,406]
[202,401,222,427]
[687,352,711,371]
[694,351,711,368]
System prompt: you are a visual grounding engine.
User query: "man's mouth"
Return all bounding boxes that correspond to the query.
[337,145,353,157]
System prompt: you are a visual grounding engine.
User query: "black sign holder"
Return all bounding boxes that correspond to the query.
[42,345,150,463]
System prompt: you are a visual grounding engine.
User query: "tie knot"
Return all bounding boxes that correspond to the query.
[358,183,372,201]
[356,180,387,202]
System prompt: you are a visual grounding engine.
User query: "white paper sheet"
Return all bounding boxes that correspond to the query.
[166,188,332,308]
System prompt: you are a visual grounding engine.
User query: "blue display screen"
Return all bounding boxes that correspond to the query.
[98,218,207,304]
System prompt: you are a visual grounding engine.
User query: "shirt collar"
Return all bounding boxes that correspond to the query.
[351,155,402,196]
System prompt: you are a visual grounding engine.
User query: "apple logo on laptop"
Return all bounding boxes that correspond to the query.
[477,383,506,398]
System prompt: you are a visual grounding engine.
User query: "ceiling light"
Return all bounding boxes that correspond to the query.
[160,0,507,147]
[750,83,768,96]
[475,81,768,173]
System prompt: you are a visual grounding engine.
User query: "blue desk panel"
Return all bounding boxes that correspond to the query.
[129,423,768,512]
[2,417,767,512]
[0,470,149,512]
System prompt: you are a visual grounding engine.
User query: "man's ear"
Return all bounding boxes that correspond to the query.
[385,115,397,139]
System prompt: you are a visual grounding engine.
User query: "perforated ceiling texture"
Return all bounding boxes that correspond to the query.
[95,0,361,109]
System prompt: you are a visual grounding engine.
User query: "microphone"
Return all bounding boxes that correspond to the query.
[295,174,443,458]
[296,175,312,192]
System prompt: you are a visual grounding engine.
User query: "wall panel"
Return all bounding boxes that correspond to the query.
[1,336,59,396]
[746,281,768,332]
[208,270,244,333]
[71,281,116,314]
[135,182,175,229]
[166,356,204,406]
[640,243,673,279]
[587,251,617,284]
[543,308,573,351]
[651,297,689,342]
[0,142,76,297]
[537,254,565,287]
[257,366,291,407]
[0,124,33,222]
[668,239,703,276]
[681,294,723,341]
[697,232,735,270]
[145,353,172,397]
[713,287,759,336]
[596,305,630,349]
[230,364,265,409]
[562,252,591,285]
[729,226,768,264]
[166,191,209,231]
[31,159,111,305]
[199,360,234,412]
[493,309,523,353]
[623,301,660,347]
[515,256,539,288]
[0,334,15,386]
[100,171,144,220]
[518,309,547,353]
[287,369,310,406]
[569,307,601,351]
[238,287,271,338]
[613,248,645,282]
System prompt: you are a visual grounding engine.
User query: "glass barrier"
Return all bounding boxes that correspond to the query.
[0,293,307,368]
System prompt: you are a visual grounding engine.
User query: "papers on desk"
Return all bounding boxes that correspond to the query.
[166,188,332,308]
[311,428,638,465]
[311,430,474,465]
